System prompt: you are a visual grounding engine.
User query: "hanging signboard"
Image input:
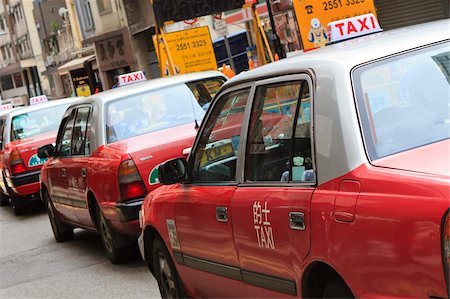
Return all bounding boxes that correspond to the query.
[152,0,245,26]
[292,0,378,50]
[153,26,217,77]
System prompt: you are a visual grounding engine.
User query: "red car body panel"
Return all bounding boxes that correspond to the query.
[3,131,56,197]
[372,139,450,176]
[312,162,448,298]
[142,157,449,298]
[106,123,198,193]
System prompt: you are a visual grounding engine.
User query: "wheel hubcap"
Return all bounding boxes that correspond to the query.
[158,252,177,299]
[100,214,113,253]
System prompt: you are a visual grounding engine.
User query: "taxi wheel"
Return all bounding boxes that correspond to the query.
[0,193,8,206]
[96,208,131,264]
[152,237,185,299]
[43,190,74,242]
[323,279,354,298]
[11,198,26,216]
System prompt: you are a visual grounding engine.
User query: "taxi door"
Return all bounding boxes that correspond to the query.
[47,109,78,222]
[173,87,251,297]
[232,77,314,297]
[67,106,95,226]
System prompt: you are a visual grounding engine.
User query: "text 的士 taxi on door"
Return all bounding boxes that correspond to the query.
[39,71,227,264]
[138,19,450,298]
[0,98,80,215]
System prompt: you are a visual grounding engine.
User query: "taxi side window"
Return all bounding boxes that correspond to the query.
[71,107,91,156]
[56,111,76,157]
[192,89,250,182]
[186,77,226,111]
[245,81,314,183]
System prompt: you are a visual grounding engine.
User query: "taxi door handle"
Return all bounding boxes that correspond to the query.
[81,168,87,178]
[61,168,66,178]
[216,207,228,223]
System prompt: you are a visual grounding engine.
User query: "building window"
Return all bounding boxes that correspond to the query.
[1,75,14,91]
[82,0,95,30]
[97,0,112,15]
[0,15,5,31]
[13,73,23,88]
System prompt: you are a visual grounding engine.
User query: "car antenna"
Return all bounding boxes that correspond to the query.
[187,74,200,129]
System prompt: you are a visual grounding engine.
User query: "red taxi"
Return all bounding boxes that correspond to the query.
[0,98,79,215]
[38,71,227,263]
[139,19,450,298]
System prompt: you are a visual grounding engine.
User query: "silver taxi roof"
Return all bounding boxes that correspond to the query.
[74,70,227,106]
[7,97,82,118]
[224,19,449,87]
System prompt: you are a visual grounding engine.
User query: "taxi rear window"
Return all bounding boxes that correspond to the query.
[353,42,450,160]
[11,104,69,141]
[106,83,206,143]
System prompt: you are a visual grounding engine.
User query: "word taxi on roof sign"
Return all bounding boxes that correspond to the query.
[0,103,13,111]
[328,13,381,43]
[292,0,378,50]
[29,95,48,106]
[118,71,146,87]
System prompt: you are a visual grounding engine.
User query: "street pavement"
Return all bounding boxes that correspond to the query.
[0,201,161,298]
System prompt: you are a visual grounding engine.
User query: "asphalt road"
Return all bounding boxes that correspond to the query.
[0,201,161,298]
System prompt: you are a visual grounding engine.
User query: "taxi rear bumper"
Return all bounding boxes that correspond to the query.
[8,170,40,187]
[6,170,41,197]
[116,197,144,222]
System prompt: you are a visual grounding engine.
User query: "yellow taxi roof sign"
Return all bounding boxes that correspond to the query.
[328,13,382,43]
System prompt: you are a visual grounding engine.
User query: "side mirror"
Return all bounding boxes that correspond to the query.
[158,157,188,185]
[38,144,55,159]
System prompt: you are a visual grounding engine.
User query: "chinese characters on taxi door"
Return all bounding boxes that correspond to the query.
[253,201,275,249]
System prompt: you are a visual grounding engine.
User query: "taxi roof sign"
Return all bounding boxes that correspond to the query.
[118,71,146,87]
[0,103,13,111]
[29,95,48,106]
[328,13,382,44]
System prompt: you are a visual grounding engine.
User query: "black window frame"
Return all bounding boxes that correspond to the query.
[188,86,253,185]
[55,109,76,158]
[70,106,92,156]
[243,78,315,185]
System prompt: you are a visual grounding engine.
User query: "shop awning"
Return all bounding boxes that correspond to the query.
[57,55,96,75]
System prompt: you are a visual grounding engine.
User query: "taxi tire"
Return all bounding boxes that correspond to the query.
[152,237,185,299]
[322,279,354,298]
[43,190,74,242]
[96,208,131,264]
[10,197,26,216]
[0,193,8,206]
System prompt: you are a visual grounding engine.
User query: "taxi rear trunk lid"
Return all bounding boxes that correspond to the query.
[9,131,56,172]
[107,123,198,191]
[372,139,450,177]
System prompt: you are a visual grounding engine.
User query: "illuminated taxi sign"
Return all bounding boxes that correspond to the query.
[118,71,146,87]
[328,13,382,43]
[29,95,48,106]
[0,103,13,111]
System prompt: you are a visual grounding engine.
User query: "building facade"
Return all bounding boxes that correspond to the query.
[0,0,49,106]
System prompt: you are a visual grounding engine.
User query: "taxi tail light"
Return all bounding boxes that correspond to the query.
[10,149,27,175]
[443,211,450,290]
[118,159,146,201]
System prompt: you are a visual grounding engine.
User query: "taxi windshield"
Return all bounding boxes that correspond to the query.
[106,84,205,143]
[11,104,69,141]
[354,43,450,160]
